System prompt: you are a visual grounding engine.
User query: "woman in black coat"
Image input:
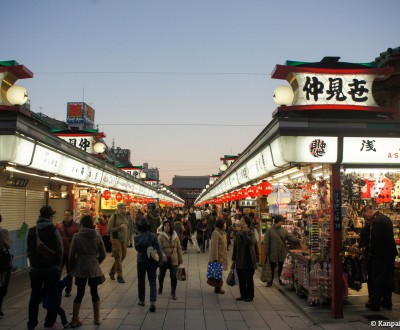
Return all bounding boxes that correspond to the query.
[232,216,259,302]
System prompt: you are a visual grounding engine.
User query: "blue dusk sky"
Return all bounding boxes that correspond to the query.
[3,0,400,184]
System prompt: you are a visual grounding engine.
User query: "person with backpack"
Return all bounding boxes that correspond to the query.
[134,217,163,312]
[107,203,130,283]
[26,206,63,330]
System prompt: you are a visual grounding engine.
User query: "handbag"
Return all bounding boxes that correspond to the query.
[207,261,223,280]
[260,261,272,283]
[226,263,237,286]
[147,234,160,262]
[36,227,56,260]
[0,249,12,272]
[177,266,186,281]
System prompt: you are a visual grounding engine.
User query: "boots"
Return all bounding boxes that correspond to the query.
[214,287,225,294]
[70,303,82,328]
[93,301,101,325]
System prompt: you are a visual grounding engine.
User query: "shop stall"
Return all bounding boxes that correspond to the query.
[196,56,400,318]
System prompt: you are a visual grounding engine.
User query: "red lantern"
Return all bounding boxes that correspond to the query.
[238,188,248,199]
[230,191,238,201]
[115,192,123,202]
[257,181,273,196]
[247,185,259,198]
[225,193,232,202]
[102,190,111,200]
[124,195,131,204]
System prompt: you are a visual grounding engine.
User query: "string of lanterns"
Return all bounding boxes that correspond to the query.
[101,189,183,207]
[196,180,273,206]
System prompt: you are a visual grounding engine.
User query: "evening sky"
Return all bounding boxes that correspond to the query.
[3,0,400,184]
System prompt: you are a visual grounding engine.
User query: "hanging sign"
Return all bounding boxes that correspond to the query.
[343,137,400,164]
[30,145,63,173]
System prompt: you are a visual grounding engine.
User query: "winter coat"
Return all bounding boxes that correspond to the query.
[56,221,79,256]
[173,220,184,242]
[147,211,161,234]
[369,211,397,261]
[27,217,63,269]
[232,230,259,269]
[264,225,299,263]
[107,212,130,242]
[69,227,106,278]
[158,231,183,266]
[209,228,228,271]
[135,230,163,264]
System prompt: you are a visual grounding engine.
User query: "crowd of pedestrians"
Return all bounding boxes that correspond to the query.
[7,202,393,328]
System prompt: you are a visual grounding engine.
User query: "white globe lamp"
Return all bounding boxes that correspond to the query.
[219,163,228,172]
[273,85,294,106]
[93,142,106,153]
[6,85,28,105]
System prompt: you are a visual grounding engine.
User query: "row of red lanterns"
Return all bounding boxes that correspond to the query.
[102,190,155,204]
[197,181,273,206]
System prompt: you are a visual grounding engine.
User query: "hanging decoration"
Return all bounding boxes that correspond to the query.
[247,185,259,198]
[102,190,111,200]
[115,192,123,202]
[257,181,273,196]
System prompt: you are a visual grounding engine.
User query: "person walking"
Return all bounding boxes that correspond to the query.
[26,206,63,330]
[134,217,163,312]
[69,215,106,326]
[232,216,259,302]
[96,212,111,253]
[158,220,183,300]
[107,203,130,283]
[363,206,398,311]
[209,219,228,294]
[56,209,79,297]
[0,214,12,318]
[264,215,299,287]
[147,203,161,235]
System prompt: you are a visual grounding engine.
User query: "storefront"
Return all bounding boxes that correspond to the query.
[195,56,400,318]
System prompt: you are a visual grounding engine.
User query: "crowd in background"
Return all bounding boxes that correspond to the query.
[1,203,273,329]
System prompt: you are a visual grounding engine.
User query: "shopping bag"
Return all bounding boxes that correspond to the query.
[226,263,237,286]
[207,261,223,280]
[260,261,272,283]
[177,266,187,281]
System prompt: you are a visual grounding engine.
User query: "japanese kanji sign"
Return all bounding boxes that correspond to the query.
[343,137,400,164]
[294,73,377,107]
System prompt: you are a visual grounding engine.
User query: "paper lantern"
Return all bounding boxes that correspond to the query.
[257,181,273,196]
[124,195,131,204]
[230,191,238,201]
[102,190,111,200]
[247,185,259,198]
[238,188,248,199]
[115,192,123,202]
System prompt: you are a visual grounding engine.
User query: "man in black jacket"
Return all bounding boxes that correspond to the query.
[363,206,398,311]
[26,206,63,329]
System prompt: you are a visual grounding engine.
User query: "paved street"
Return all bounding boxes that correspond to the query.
[1,244,398,330]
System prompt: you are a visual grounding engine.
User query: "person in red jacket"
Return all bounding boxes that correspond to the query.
[56,209,79,297]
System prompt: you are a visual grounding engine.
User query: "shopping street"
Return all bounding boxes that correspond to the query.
[1,244,399,330]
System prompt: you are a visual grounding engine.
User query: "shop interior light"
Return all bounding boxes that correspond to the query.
[313,165,323,171]
[6,166,49,179]
[278,177,290,183]
[290,172,305,179]
[50,176,77,184]
[273,167,299,179]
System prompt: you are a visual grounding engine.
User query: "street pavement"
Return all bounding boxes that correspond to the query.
[1,243,399,329]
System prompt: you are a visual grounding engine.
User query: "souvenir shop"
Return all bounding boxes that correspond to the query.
[196,56,400,317]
